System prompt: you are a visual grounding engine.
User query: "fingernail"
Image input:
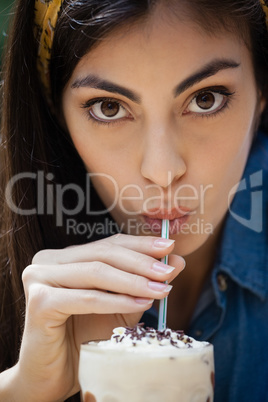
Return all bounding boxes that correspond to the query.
[135,298,154,305]
[148,282,173,292]
[153,238,175,249]
[151,262,175,274]
[180,257,186,270]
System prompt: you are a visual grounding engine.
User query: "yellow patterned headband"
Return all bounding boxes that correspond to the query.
[34,0,64,102]
[34,0,268,103]
[260,0,268,26]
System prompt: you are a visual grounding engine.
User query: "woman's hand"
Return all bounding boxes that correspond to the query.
[13,234,185,401]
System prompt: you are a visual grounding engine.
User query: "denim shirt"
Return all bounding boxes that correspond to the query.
[142,131,268,402]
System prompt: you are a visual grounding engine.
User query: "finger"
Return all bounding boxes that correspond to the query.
[59,245,184,281]
[166,254,186,282]
[25,285,154,322]
[32,237,184,282]
[23,262,174,300]
[32,234,175,265]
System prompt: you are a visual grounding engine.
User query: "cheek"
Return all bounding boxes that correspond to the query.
[67,127,113,175]
[201,139,253,227]
[62,95,111,172]
[186,118,255,223]
[90,174,119,211]
[79,151,137,214]
[203,105,255,177]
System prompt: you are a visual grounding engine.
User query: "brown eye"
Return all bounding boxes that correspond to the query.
[101,101,120,117]
[90,99,128,122]
[195,92,215,110]
[186,91,226,115]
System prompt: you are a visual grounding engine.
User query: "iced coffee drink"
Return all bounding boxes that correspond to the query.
[79,324,214,402]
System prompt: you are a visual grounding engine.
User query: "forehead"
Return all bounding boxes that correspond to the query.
[69,14,251,90]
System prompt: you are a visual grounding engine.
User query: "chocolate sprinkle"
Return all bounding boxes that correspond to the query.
[112,323,193,348]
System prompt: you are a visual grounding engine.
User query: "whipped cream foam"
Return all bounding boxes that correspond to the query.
[98,324,209,350]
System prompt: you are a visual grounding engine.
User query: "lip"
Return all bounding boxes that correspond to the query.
[142,207,192,235]
[143,207,191,220]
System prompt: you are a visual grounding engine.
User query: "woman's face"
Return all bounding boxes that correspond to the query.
[62,12,263,256]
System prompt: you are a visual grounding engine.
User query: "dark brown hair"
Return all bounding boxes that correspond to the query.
[0,1,267,400]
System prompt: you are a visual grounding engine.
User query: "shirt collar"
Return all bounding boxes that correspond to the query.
[215,131,268,300]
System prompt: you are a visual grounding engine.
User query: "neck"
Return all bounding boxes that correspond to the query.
[184,224,222,282]
[165,222,224,331]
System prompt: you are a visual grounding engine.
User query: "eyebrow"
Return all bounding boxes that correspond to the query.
[71,75,141,103]
[173,59,240,97]
[71,58,240,103]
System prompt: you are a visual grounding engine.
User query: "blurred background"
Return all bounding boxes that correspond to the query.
[0,1,14,65]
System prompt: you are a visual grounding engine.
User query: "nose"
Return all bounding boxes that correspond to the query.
[140,124,186,188]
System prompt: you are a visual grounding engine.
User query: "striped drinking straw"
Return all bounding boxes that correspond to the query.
[157,219,170,331]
